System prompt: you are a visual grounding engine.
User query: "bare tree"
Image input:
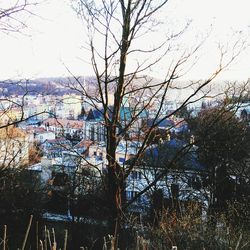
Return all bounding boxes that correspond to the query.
[0,1,50,221]
[0,0,39,33]
[0,1,45,132]
[71,0,247,246]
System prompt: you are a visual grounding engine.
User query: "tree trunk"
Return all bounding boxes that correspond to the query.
[106,124,124,249]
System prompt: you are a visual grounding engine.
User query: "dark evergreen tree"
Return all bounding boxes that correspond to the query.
[191,107,250,212]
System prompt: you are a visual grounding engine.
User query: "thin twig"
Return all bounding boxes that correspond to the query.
[52,228,57,250]
[3,225,7,250]
[21,215,33,250]
[40,240,44,250]
[47,229,52,249]
[235,233,243,250]
[36,222,39,250]
[44,226,47,250]
[63,230,68,250]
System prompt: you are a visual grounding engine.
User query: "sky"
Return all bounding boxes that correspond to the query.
[0,0,250,81]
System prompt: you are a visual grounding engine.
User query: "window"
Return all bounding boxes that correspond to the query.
[188,176,201,190]
[171,183,179,199]
[90,126,95,141]
[99,152,103,160]
[97,127,101,142]
[127,191,137,199]
[126,191,141,202]
[119,157,125,163]
[131,171,142,180]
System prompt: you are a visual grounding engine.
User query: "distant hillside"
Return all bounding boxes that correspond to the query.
[0,76,93,96]
[0,76,245,98]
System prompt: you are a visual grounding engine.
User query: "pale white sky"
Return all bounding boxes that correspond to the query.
[0,0,249,81]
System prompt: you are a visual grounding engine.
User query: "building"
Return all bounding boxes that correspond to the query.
[83,109,106,142]
[125,139,207,213]
[25,126,55,144]
[42,118,84,139]
[0,126,29,167]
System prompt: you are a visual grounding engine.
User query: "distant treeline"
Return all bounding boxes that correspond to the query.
[0,76,96,96]
[0,75,151,97]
